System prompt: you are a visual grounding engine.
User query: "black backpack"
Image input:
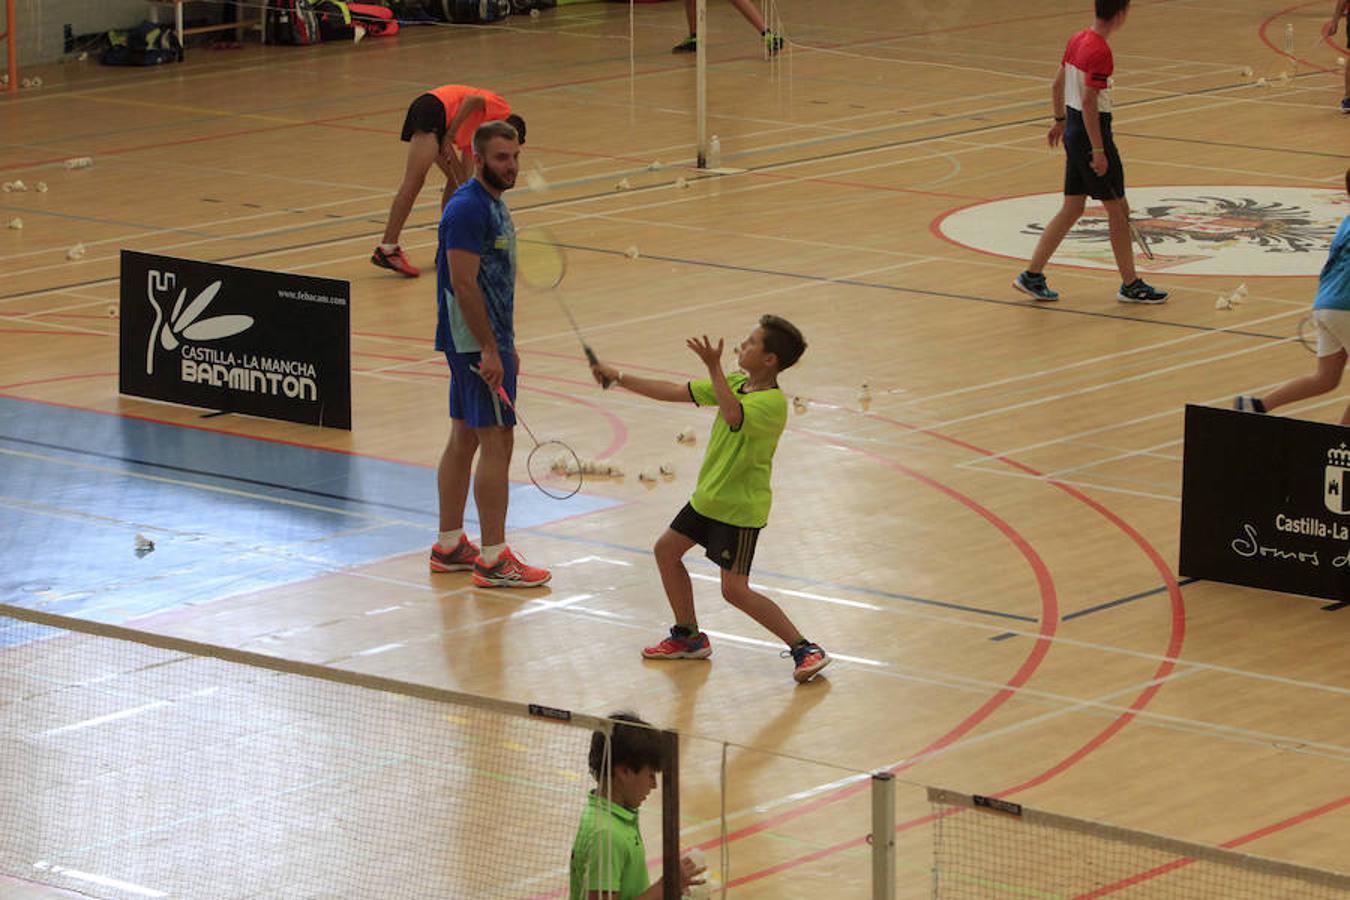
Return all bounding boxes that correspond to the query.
[265,0,322,45]
[100,21,183,66]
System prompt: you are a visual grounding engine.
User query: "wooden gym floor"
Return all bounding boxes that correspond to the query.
[1,0,1348,896]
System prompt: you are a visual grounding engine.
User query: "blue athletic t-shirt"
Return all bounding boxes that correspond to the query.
[436,178,515,353]
[1313,214,1350,312]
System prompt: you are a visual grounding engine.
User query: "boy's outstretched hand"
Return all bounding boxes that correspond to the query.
[591,360,619,388]
[687,335,724,370]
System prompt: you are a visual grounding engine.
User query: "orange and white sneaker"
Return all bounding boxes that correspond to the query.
[472,547,551,588]
[430,534,480,573]
[371,245,419,277]
[786,642,830,683]
[642,628,712,660]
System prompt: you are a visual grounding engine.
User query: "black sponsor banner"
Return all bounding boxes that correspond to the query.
[1180,404,1350,601]
[118,250,351,429]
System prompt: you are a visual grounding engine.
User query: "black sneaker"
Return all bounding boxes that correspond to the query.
[1013,271,1059,302]
[1118,278,1168,304]
[672,34,696,53]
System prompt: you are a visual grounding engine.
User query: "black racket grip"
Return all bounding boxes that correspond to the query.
[584,345,613,389]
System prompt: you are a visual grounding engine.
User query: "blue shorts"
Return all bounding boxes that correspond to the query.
[444,349,517,428]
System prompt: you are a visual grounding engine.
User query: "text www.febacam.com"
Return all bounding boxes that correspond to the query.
[277,289,347,305]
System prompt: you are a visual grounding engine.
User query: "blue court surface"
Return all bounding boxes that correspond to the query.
[0,397,617,644]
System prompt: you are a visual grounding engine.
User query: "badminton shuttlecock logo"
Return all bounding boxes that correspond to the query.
[1324,444,1350,515]
[144,270,254,375]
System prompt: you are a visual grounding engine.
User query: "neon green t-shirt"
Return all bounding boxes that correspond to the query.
[569,792,649,900]
[687,372,787,528]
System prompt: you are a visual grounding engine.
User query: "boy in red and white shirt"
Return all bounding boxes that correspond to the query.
[1013,0,1168,305]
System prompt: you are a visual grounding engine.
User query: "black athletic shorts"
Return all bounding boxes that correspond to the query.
[401,93,446,143]
[1062,108,1124,201]
[670,503,761,576]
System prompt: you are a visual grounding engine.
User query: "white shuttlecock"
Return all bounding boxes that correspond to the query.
[524,166,548,191]
[21,77,32,89]
[1275,71,1290,84]
[78,51,88,61]
[1215,295,1232,310]
[11,179,25,192]
[624,246,640,259]
[6,217,22,230]
[529,6,539,15]
[677,426,696,445]
[685,882,719,900]
[674,177,689,189]
[134,533,155,552]
[67,243,86,260]
[685,848,706,872]
[793,396,808,415]
[1256,77,1268,87]
[353,24,367,43]
[1338,56,1347,68]
[1232,282,1248,298]
[659,462,675,477]
[606,462,624,477]
[858,383,872,411]
[36,181,47,192]
[31,76,42,87]
[1106,76,1115,88]
[639,468,659,483]
[0,73,7,85]
[1240,65,1254,78]
[615,177,632,191]
[1,183,11,193]
[107,304,119,318]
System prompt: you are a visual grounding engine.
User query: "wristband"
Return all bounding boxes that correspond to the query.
[1091,147,1105,154]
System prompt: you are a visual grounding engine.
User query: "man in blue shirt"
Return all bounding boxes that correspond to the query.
[429,120,550,588]
[1236,168,1350,421]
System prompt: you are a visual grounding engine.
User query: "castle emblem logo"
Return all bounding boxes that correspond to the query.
[1325,444,1350,516]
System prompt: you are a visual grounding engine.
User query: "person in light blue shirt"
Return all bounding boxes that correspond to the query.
[1236,169,1350,422]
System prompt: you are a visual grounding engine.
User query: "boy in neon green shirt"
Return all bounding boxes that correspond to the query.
[591,315,830,683]
[569,712,704,899]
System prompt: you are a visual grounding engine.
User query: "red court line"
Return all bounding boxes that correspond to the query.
[0,371,117,391]
[725,413,1186,888]
[0,328,107,339]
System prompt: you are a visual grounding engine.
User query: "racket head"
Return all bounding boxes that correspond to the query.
[526,439,583,500]
[1297,313,1319,354]
[516,225,566,291]
[1130,223,1155,261]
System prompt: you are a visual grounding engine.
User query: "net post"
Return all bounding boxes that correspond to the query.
[3,0,16,94]
[871,772,896,900]
[694,0,707,168]
[661,728,681,900]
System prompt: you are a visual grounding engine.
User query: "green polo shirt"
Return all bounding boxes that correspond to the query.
[687,372,787,528]
[569,791,649,899]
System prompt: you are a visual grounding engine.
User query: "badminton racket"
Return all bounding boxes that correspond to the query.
[482,378,584,500]
[515,225,612,388]
[1297,312,1319,354]
[1104,183,1154,261]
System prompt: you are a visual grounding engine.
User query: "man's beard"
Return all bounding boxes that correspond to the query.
[482,164,515,192]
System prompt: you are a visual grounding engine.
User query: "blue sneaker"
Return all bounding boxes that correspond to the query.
[643,628,712,659]
[1013,271,1059,302]
[1118,278,1168,304]
[1341,97,1350,114]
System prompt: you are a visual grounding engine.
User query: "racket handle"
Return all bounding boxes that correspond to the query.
[584,345,614,390]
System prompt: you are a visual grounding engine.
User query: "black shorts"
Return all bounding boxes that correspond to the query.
[401,93,446,143]
[670,503,761,576]
[1062,109,1124,201]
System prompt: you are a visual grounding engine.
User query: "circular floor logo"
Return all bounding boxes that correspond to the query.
[936,186,1349,276]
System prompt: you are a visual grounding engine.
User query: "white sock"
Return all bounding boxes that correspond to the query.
[437,529,463,548]
[379,242,399,253]
[481,543,506,563]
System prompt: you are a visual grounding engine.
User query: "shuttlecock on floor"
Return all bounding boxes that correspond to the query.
[1215,294,1232,310]
[529,6,539,15]
[858,383,872,411]
[674,177,689,189]
[1,183,12,193]
[6,217,21,230]
[1232,283,1248,300]
[793,396,808,415]
[107,304,119,318]
[624,246,640,259]
[134,533,155,556]
[615,177,632,191]
[11,179,25,192]
[659,462,675,477]
[36,181,47,192]
[67,243,86,260]
[77,51,88,61]
[1240,65,1254,78]
[1338,56,1347,68]
[21,77,32,89]
[648,160,662,171]
[524,166,548,191]
[1256,77,1268,86]
[639,468,659,483]
[677,426,697,445]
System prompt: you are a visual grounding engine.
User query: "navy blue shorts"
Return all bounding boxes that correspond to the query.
[1063,109,1124,201]
[445,349,517,428]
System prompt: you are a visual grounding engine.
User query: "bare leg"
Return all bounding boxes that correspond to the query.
[380,132,439,246]
[472,425,514,547]
[654,529,698,625]
[720,570,803,645]
[683,0,695,33]
[437,419,478,532]
[1101,197,1138,284]
[727,0,767,32]
[1261,350,1347,412]
[1027,194,1086,273]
